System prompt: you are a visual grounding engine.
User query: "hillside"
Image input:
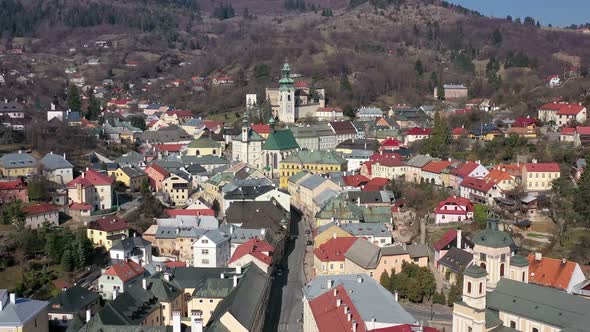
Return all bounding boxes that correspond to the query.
[2,0,590,115]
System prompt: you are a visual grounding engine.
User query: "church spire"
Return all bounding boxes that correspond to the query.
[279,58,294,91]
[242,111,249,143]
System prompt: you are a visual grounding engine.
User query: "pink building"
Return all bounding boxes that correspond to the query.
[0,178,28,203]
[145,164,170,191]
[434,196,474,224]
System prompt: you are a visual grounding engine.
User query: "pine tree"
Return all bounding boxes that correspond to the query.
[436,83,445,100]
[67,83,81,112]
[575,162,590,224]
[491,28,502,46]
[414,59,424,76]
[379,270,391,291]
[87,89,101,120]
[61,249,74,272]
[426,111,451,158]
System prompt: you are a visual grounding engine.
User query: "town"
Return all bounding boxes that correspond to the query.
[1,1,590,332]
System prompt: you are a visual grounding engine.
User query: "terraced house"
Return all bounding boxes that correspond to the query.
[279,150,347,188]
[0,151,37,177]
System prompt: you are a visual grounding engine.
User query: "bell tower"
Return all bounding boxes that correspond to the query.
[278,59,295,123]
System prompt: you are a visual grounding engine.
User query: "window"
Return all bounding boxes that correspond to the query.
[202,259,209,264]
[479,282,483,295]
[532,328,539,332]
[202,239,208,244]
[202,249,209,255]
[510,321,516,328]
[467,281,472,293]
[500,264,505,277]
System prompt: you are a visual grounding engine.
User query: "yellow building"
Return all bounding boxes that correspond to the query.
[521,162,560,192]
[313,237,359,276]
[162,174,192,207]
[313,224,351,249]
[86,216,130,250]
[279,150,347,188]
[0,152,37,177]
[185,138,223,157]
[113,166,148,191]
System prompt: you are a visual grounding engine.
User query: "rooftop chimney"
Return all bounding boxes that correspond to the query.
[220,273,225,279]
[535,252,542,261]
[9,293,15,304]
[142,279,147,290]
[86,309,92,323]
[457,229,462,249]
[112,289,118,300]
[235,265,242,275]
[164,272,171,282]
[347,312,352,321]
[233,275,238,288]
[336,298,342,307]
[327,279,334,289]
[352,320,357,332]
[562,257,567,264]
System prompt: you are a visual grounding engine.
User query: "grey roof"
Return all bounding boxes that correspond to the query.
[181,155,230,166]
[41,152,73,170]
[312,188,339,208]
[304,274,415,325]
[224,185,275,200]
[0,290,49,326]
[0,152,36,169]
[168,266,236,291]
[345,191,391,205]
[464,265,487,278]
[193,278,234,298]
[224,226,265,245]
[199,229,230,245]
[48,285,100,314]
[225,201,288,230]
[115,151,144,165]
[356,107,384,115]
[138,126,192,143]
[344,238,380,269]
[119,165,147,178]
[208,264,270,331]
[290,124,336,138]
[405,154,436,168]
[0,100,23,113]
[111,237,151,252]
[437,247,473,274]
[380,244,430,258]
[144,275,182,302]
[341,223,391,238]
[299,174,328,190]
[487,278,590,332]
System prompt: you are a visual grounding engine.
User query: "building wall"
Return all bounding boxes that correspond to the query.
[161,293,184,326]
[162,176,192,207]
[498,311,559,332]
[192,237,230,267]
[0,187,28,204]
[313,257,345,276]
[146,168,167,191]
[0,166,36,177]
[25,211,59,229]
[185,145,223,157]
[302,297,320,332]
[87,228,129,250]
[452,302,486,332]
[46,168,74,185]
[189,297,223,326]
[314,227,351,249]
[522,170,560,192]
[98,275,125,300]
[279,162,346,189]
[228,255,271,273]
[142,308,164,326]
[472,244,511,290]
[219,313,249,332]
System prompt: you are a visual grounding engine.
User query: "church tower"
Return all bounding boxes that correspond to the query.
[452,265,488,332]
[278,60,295,123]
[242,111,249,143]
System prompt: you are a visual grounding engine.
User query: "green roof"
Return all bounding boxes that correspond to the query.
[487,278,590,331]
[316,195,364,221]
[262,129,299,151]
[288,171,308,183]
[510,255,529,267]
[472,218,515,249]
[233,129,265,142]
[464,265,487,278]
[193,278,234,298]
[360,206,392,223]
[188,138,221,149]
[282,150,347,165]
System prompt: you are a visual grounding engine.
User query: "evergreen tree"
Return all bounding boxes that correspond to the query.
[436,83,445,100]
[75,235,93,269]
[379,270,391,291]
[340,75,353,98]
[61,249,74,272]
[67,83,82,112]
[491,28,503,46]
[86,89,101,120]
[425,111,450,158]
[1,201,25,229]
[575,163,590,224]
[141,178,151,194]
[414,59,424,76]
[45,232,61,261]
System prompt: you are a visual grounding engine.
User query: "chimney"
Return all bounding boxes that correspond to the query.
[220,273,225,279]
[172,311,181,332]
[9,293,15,304]
[336,298,342,307]
[562,257,567,264]
[156,265,162,272]
[86,309,92,323]
[457,229,462,249]
[357,276,363,284]
[347,312,352,321]
[343,305,349,314]
[333,288,338,296]
[164,272,171,282]
[535,252,542,261]
[112,289,118,300]
[327,279,333,289]
[142,279,147,290]
[394,291,399,302]
[191,310,203,332]
[352,320,357,332]
[233,275,238,287]
[235,265,242,275]
[332,232,337,239]
[357,197,360,206]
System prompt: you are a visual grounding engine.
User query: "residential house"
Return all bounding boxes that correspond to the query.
[0,178,28,203]
[110,236,152,265]
[435,196,474,224]
[434,84,468,99]
[0,151,37,177]
[537,102,587,126]
[145,163,170,191]
[379,137,403,151]
[0,290,49,332]
[87,216,130,250]
[405,155,437,183]
[433,228,473,266]
[469,123,504,141]
[98,260,144,300]
[355,106,384,119]
[228,239,274,273]
[546,74,561,87]
[303,274,416,332]
[0,100,25,130]
[507,117,539,138]
[113,166,147,191]
[459,176,501,205]
[449,161,489,190]
[574,126,590,147]
[521,162,560,192]
[40,152,74,185]
[421,160,455,186]
[343,239,429,280]
[437,247,474,285]
[314,194,364,227]
[22,203,59,229]
[341,222,392,247]
[223,182,290,213]
[404,127,432,145]
[290,124,338,151]
[329,121,362,144]
[289,173,341,218]
[527,253,586,293]
[279,150,347,188]
[185,137,223,157]
[48,285,100,327]
[67,169,113,214]
[561,127,576,142]
[314,237,359,276]
[192,230,230,267]
[162,173,192,206]
[315,106,344,121]
[366,153,406,180]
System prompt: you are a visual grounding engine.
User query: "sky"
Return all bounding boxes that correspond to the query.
[446,0,590,27]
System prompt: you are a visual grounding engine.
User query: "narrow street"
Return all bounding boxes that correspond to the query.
[264,209,306,332]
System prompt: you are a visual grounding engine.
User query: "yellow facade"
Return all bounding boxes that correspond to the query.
[0,166,37,177]
[87,228,129,250]
[188,297,224,325]
[113,168,147,191]
[279,162,345,189]
[313,226,351,249]
[161,293,185,326]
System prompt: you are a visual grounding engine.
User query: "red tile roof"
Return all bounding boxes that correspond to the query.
[513,117,538,127]
[433,229,458,251]
[539,102,585,115]
[406,127,432,136]
[485,169,513,182]
[370,325,439,332]
[316,107,344,114]
[524,163,560,173]
[68,203,92,211]
[22,203,58,216]
[422,160,454,174]
[373,157,404,167]
[203,120,224,130]
[294,80,307,88]
[460,176,496,192]
[369,152,402,162]
[147,163,170,178]
[576,126,590,135]
[154,144,185,153]
[380,137,402,147]
[362,177,390,191]
[435,196,473,215]
[450,161,480,178]
[251,124,271,135]
[164,261,186,268]
[67,169,113,188]
[314,237,359,262]
[228,239,274,265]
[309,284,366,332]
[0,178,26,190]
[88,216,129,232]
[528,254,579,290]
[452,127,467,136]
[104,260,144,282]
[329,121,357,135]
[342,175,370,187]
[561,127,576,135]
[492,164,524,176]
[164,208,215,217]
[166,110,193,117]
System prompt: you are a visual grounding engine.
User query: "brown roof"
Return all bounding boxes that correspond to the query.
[88,216,129,232]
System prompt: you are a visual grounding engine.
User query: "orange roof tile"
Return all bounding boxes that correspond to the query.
[528,254,579,290]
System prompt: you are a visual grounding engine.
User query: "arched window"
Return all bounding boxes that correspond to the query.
[212,149,216,155]
[500,264,505,277]
[480,262,486,269]
[510,321,516,328]
[479,282,483,295]
[522,271,526,282]
[532,328,539,332]
[467,281,472,294]
[273,154,278,169]
[196,150,200,156]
